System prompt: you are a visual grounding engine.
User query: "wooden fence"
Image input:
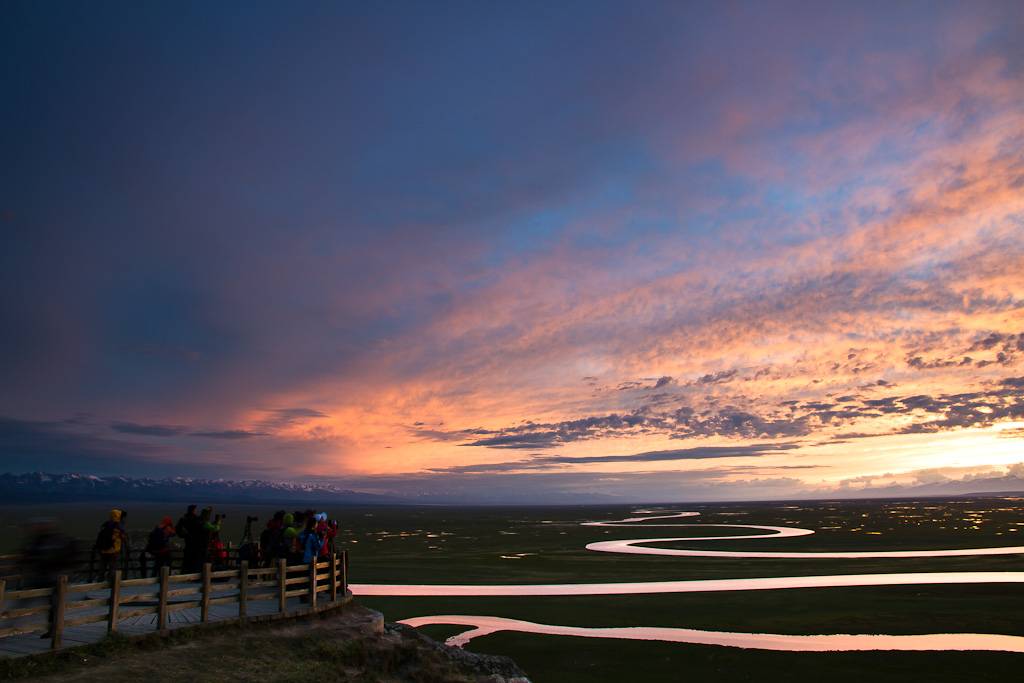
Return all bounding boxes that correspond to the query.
[0,542,292,587]
[0,552,348,652]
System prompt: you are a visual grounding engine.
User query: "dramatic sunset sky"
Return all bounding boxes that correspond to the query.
[2,1,1023,502]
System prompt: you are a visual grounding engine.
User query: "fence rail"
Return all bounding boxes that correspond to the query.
[1,541,287,587]
[0,552,349,654]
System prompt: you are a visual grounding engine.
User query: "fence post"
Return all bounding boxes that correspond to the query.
[278,559,287,613]
[239,561,248,618]
[107,572,121,633]
[308,562,317,607]
[50,575,67,649]
[342,550,348,597]
[157,566,169,630]
[329,552,337,602]
[201,563,211,623]
[0,579,5,618]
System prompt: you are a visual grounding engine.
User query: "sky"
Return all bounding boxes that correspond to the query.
[2,1,1023,503]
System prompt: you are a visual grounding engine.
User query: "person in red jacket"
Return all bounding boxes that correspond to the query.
[315,512,337,556]
[148,516,176,577]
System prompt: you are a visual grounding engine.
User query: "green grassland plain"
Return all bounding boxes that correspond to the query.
[3,497,1023,682]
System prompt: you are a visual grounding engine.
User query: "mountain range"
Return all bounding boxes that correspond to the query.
[837,473,1024,500]
[2,470,1022,506]
[0,471,406,505]
[0,471,622,506]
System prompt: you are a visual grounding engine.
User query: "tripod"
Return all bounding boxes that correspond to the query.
[240,518,255,547]
[238,516,259,566]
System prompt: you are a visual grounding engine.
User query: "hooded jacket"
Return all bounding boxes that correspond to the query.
[100,509,127,554]
[151,516,176,554]
[302,529,323,564]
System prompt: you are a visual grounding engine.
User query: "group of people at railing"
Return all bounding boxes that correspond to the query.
[1,507,349,647]
[251,508,339,568]
[5,505,344,592]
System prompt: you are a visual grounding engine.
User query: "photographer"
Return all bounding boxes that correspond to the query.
[178,505,202,574]
[260,511,286,567]
[147,516,176,577]
[95,510,127,582]
[300,515,323,564]
[193,507,221,570]
[315,512,337,556]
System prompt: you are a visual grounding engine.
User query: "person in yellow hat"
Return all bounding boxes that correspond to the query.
[96,509,127,582]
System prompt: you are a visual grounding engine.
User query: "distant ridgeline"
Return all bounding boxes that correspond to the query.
[0,471,403,505]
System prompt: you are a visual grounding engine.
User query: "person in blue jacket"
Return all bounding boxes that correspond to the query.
[301,516,323,564]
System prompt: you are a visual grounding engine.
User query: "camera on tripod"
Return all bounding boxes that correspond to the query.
[247,515,258,523]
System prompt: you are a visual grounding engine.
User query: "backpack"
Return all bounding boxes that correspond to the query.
[303,531,323,560]
[96,521,117,551]
[259,527,271,548]
[266,526,286,559]
[175,516,189,538]
[209,534,226,561]
[145,526,166,554]
[238,542,257,565]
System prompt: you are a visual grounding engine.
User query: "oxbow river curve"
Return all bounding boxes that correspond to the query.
[352,511,1024,653]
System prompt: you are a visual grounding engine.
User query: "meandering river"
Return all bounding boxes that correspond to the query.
[351,511,1024,652]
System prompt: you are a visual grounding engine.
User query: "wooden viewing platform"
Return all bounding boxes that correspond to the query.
[0,552,350,658]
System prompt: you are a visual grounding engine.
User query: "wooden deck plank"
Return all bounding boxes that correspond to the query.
[56,632,98,646]
[116,624,153,636]
[0,635,51,655]
[209,604,240,620]
[247,600,278,616]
